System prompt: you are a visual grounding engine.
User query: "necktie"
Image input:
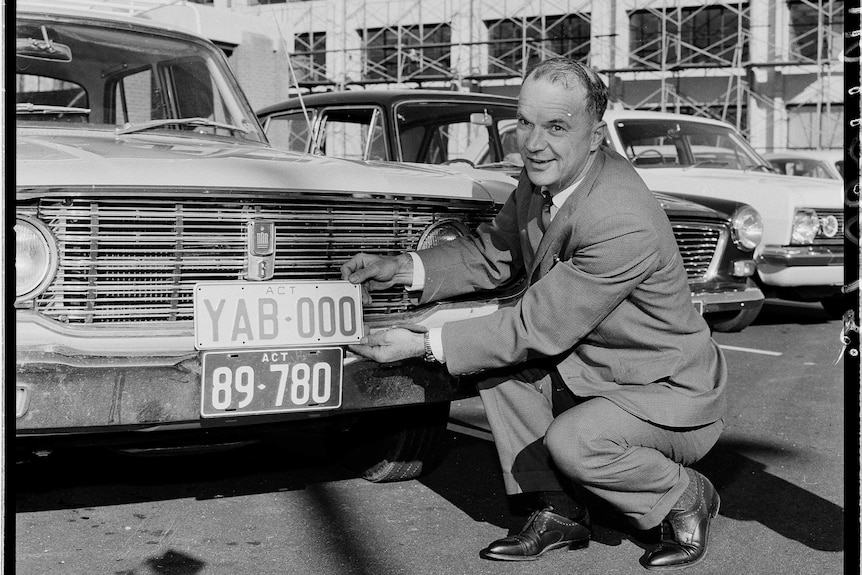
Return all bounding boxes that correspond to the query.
[540,189,553,232]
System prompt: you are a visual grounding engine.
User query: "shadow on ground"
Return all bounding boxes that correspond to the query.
[419,433,844,553]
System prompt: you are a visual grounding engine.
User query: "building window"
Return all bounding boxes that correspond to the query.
[293,32,327,83]
[630,5,748,68]
[485,14,590,76]
[788,0,843,62]
[362,24,451,82]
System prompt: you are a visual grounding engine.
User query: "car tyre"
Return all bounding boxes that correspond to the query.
[708,306,762,332]
[335,402,451,483]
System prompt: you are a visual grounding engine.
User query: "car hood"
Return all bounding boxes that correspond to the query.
[635,167,842,246]
[16,128,505,203]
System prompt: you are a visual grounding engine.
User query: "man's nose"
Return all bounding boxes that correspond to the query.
[524,127,545,151]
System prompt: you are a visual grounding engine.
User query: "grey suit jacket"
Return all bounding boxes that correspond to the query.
[417,146,726,428]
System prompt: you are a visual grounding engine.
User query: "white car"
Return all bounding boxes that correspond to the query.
[600,110,844,318]
[763,150,844,181]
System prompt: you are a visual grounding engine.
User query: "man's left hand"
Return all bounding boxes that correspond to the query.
[349,326,426,363]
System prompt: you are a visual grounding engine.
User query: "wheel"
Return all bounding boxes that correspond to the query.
[820,294,850,320]
[632,148,666,164]
[334,402,451,483]
[707,306,762,332]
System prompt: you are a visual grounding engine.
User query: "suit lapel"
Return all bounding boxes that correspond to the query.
[528,150,606,280]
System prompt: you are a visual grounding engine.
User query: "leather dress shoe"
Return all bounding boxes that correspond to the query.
[481,507,591,561]
[645,472,720,570]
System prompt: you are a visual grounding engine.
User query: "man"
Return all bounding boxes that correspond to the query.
[341,57,726,571]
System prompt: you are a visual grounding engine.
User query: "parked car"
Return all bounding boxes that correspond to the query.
[258,90,765,332]
[763,150,844,181]
[266,92,841,319]
[14,7,524,480]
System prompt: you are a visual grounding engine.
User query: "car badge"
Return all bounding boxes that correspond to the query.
[246,220,275,281]
[819,215,839,238]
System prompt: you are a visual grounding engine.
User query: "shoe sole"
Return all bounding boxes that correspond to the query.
[481,538,590,562]
[644,492,721,572]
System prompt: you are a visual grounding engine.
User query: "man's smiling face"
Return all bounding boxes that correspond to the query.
[516,76,605,194]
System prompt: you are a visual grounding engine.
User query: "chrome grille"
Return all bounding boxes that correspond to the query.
[813,208,844,245]
[671,222,723,282]
[31,194,498,323]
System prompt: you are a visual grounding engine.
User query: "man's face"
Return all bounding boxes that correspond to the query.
[516,76,604,194]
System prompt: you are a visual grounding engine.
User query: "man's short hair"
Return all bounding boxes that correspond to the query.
[525,57,608,122]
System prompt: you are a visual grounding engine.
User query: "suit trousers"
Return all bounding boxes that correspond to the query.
[477,370,723,530]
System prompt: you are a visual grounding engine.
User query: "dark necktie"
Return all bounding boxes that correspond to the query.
[540,189,553,232]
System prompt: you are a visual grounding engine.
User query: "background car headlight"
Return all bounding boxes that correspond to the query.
[417,219,470,249]
[791,208,819,244]
[16,217,57,301]
[730,205,763,251]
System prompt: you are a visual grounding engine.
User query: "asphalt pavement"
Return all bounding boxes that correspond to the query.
[13,299,854,575]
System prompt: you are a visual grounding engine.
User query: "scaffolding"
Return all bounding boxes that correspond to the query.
[250,0,843,150]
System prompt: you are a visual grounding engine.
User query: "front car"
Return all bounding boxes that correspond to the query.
[15,8,521,476]
[602,110,844,317]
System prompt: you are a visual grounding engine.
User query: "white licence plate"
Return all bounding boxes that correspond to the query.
[201,347,343,417]
[194,280,363,350]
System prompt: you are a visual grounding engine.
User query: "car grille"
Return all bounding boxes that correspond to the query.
[814,208,844,245]
[27,194,499,323]
[671,222,723,282]
[25,195,722,324]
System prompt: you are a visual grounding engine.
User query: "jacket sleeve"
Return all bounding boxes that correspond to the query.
[415,180,526,303]
[440,208,663,375]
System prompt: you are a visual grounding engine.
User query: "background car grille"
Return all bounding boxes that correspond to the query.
[28,194,498,323]
[26,195,722,324]
[671,222,723,282]
[814,208,844,245]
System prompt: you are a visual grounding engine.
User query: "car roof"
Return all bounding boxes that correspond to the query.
[257,89,518,115]
[602,108,736,129]
[16,3,213,44]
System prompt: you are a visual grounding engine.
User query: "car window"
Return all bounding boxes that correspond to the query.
[16,17,265,142]
[614,119,764,170]
[264,110,316,153]
[314,107,387,161]
[768,158,839,180]
[395,101,516,165]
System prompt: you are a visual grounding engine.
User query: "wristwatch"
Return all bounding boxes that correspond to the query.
[423,331,436,363]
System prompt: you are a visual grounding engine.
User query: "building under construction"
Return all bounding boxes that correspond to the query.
[23,0,845,152]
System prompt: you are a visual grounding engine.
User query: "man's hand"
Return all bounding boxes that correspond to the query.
[341,252,414,304]
[349,324,427,364]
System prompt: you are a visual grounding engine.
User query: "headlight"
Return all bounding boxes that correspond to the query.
[16,217,57,302]
[730,205,763,251]
[417,219,470,249]
[791,208,819,244]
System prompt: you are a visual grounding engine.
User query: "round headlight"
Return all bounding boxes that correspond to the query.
[16,217,57,301]
[730,205,763,251]
[791,209,819,245]
[820,214,839,238]
[417,219,470,250]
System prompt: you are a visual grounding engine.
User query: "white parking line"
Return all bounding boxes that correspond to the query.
[719,344,783,357]
[447,421,494,442]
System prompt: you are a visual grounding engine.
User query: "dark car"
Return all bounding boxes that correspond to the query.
[258,90,765,332]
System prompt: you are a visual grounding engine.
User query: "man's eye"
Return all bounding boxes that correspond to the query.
[550,125,564,133]
[517,118,531,127]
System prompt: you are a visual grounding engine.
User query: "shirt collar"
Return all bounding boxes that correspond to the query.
[542,152,596,209]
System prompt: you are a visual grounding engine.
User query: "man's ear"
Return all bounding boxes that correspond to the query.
[589,121,607,151]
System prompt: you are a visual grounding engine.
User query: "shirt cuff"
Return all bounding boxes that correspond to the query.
[407,252,425,291]
[429,326,445,363]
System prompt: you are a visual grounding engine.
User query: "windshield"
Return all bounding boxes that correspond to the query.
[614,118,768,171]
[16,15,266,143]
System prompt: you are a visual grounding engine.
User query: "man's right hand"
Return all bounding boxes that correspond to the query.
[341,253,414,302]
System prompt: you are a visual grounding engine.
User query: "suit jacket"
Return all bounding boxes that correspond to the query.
[417,146,726,428]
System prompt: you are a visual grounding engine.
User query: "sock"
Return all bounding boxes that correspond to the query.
[539,490,588,522]
[672,468,701,511]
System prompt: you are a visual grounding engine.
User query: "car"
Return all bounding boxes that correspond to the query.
[281,93,841,319]
[762,150,844,181]
[14,7,524,480]
[258,90,766,332]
